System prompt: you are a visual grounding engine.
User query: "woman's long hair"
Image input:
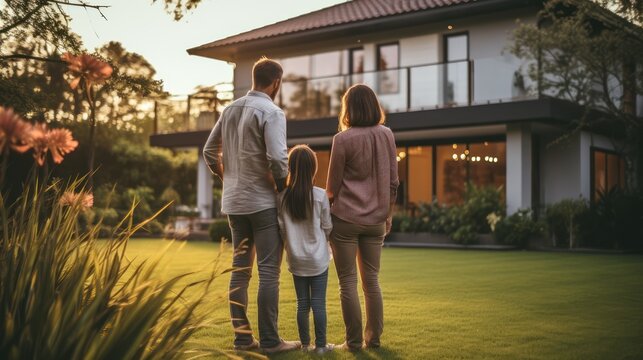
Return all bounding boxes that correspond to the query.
[339,84,386,131]
[281,145,317,221]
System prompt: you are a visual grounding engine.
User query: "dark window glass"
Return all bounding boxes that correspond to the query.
[592,149,624,201]
[350,48,364,74]
[377,43,399,94]
[593,151,607,199]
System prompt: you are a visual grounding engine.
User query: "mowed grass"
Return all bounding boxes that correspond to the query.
[122,240,643,359]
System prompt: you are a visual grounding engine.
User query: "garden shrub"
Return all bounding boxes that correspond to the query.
[578,189,643,249]
[450,224,478,245]
[462,184,505,233]
[0,180,220,359]
[391,184,504,245]
[545,198,589,248]
[390,213,407,233]
[494,209,545,248]
[209,218,231,242]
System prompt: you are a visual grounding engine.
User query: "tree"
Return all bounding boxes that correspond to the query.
[510,0,643,191]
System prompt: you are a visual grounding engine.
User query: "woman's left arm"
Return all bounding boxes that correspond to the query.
[386,129,399,233]
[326,135,346,206]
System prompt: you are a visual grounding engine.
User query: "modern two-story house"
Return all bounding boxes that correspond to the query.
[151,0,638,219]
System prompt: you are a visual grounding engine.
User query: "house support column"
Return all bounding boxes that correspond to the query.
[506,123,532,214]
[197,148,213,219]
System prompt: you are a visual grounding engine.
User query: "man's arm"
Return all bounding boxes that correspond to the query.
[203,117,223,179]
[264,109,289,192]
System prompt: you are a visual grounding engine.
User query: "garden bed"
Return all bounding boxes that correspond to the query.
[385,232,517,250]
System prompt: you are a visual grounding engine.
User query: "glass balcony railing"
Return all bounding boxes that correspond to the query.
[273,56,537,121]
[152,57,539,135]
[153,85,234,134]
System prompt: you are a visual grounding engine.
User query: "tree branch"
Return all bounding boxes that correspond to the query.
[0,54,65,63]
[0,2,47,34]
[46,0,110,20]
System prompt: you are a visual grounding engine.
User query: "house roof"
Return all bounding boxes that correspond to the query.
[188,0,535,61]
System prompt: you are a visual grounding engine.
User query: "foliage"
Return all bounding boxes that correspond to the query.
[462,184,505,233]
[0,179,221,360]
[544,198,589,248]
[494,209,546,248]
[449,224,478,245]
[209,218,231,242]
[391,184,504,245]
[153,0,205,20]
[510,0,643,190]
[578,188,643,249]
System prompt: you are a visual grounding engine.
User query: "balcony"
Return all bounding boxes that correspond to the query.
[272,56,537,121]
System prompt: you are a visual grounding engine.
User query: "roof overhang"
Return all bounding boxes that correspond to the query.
[187,0,540,62]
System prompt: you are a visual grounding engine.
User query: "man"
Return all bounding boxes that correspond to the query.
[203,57,299,353]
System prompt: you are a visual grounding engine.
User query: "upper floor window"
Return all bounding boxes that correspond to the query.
[444,33,469,106]
[349,47,364,84]
[377,43,399,94]
[445,33,468,62]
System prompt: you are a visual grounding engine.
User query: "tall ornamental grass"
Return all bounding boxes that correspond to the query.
[0,179,222,360]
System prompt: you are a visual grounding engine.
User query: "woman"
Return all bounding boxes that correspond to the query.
[326,84,399,351]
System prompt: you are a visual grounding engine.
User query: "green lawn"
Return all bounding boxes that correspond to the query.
[124,240,643,359]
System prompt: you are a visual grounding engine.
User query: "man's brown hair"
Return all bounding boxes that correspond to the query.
[339,84,386,131]
[252,57,283,88]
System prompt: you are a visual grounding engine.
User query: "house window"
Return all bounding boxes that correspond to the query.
[444,33,469,106]
[407,146,433,205]
[377,43,399,94]
[436,143,468,204]
[396,147,408,205]
[314,149,331,188]
[349,47,364,84]
[592,149,625,201]
[436,141,506,205]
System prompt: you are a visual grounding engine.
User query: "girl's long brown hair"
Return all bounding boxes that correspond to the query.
[281,145,317,221]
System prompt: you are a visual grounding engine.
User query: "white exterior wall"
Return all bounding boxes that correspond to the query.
[231,9,537,107]
[197,150,213,218]
[506,123,532,214]
[539,131,617,205]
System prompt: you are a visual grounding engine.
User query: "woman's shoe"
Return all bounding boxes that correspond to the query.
[301,344,313,352]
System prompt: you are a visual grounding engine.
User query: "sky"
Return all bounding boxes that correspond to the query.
[67,0,345,95]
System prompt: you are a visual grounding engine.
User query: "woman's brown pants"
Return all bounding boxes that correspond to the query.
[330,216,385,350]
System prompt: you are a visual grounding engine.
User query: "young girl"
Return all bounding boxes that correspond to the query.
[278,145,334,354]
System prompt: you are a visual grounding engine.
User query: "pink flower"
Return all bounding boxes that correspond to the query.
[29,123,79,166]
[46,128,79,164]
[0,106,32,153]
[59,191,94,210]
[61,53,113,90]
